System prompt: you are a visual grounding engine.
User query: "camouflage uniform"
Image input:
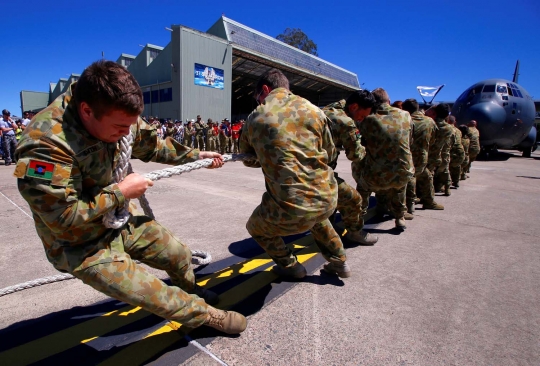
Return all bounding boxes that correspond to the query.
[449,125,466,186]
[239,88,346,268]
[466,126,481,173]
[406,111,437,208]
[322,100,365,232]
[352,103,414,224]
[206,126,217,152]
[14,85,209,328]
[460,134,470,180]
[183,125,194,148]
[423,117,453,197]
[193,120,205,150]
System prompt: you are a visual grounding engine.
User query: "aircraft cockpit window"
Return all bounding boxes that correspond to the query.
[482,85,496,93]
[473,85,483,94]
[515,89,523,98]
[496,85,507,94]
[507,87,514,97]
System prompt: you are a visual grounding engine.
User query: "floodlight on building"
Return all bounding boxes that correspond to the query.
[165,27,173,32]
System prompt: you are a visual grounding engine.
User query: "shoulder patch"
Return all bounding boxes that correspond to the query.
[26,159,55,180]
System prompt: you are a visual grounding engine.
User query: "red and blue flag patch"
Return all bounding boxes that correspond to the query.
[27,160,55,180]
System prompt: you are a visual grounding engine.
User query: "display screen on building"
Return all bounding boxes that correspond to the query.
[194,63,224,90]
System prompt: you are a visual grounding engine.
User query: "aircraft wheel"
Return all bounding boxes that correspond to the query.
[522,147,531,158]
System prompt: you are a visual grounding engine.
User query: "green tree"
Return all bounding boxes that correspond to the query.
[276,28,318,56]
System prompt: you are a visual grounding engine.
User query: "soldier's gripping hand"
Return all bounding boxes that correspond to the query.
[117,173,154,199]
[199,151,224,169]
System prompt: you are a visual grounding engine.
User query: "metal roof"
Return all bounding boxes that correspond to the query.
[209,16,359,90]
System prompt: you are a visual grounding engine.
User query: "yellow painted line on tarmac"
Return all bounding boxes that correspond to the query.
[97,244,321,366]
[0,305,152,366]
[1,210,374,366]
[0,238,312,366]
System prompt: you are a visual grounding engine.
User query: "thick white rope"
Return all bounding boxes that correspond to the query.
[1,135,254,295]
[0,274,75,297]
[103,133,253,265]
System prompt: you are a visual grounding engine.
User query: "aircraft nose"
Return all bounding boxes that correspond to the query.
[466,103,506,140]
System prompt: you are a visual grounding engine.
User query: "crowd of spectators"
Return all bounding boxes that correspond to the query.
[0,110,34,166]
[144,115,245,153]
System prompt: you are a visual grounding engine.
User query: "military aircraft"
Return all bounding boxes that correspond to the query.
[451,60,537,157]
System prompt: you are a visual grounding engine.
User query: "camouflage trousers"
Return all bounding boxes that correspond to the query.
[449,165,461,185]
[183,136,193,148]
[416,168,435,205]
[206,136,216,152]
[461,155,470,178]
[194,134,205,150]
[466,151,480,173]
[406,176,417,207]
[434,162,451,191]
[246,203,347,268]
[219,136,231,154]
[72,215,208,328]
[232,138,239,154]
[357,183,407,224]
[336,175,362,232]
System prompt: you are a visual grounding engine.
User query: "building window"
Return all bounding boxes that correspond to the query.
[160,88,173,102]
[149,50,160,62]
[124,59,132,67]
[143,91,151,104]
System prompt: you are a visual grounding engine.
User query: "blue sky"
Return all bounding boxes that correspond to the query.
[1,0,539,116]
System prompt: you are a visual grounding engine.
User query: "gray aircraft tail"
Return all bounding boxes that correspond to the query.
[512,60,520,83]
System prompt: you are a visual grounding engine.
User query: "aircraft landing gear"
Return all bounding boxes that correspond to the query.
[522,147,531,158]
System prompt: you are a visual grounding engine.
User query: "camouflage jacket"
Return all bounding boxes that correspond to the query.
[14,84,199,272]
[322,99,365,169]
[450,125,465,165]
[468,126,481,154]
[352,103,414,190]
[193,121,205,136]
[410,111,437,175]
[239,87,337,221]
[428,118,454,169]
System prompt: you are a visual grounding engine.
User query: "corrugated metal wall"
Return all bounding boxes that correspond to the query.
[176,26,232,122]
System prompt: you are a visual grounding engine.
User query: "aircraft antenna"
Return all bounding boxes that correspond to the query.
[512,60,520,83]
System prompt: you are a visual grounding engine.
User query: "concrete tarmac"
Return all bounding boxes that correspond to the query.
[0,150,539,365]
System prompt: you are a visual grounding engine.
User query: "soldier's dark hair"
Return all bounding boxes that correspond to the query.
[74,60,144,120]
[391,100,403,109]
[371,88,390,104]
[402,98,419,114]
[434,103,450,119]
[255,68,289,94]
[458,125,470,137]
[345,90,376,110]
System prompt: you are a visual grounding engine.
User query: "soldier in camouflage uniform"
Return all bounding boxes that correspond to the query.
[458,125,471,180]
[240,69,350,279]
[418,104,453,206]
[466,120,481,173]
[447,116,466,188]
[352,88,414,231]
[14,61,246,335]
[193,115,205,151]
[402,99,437,216]
[183,121,194,148]
[205,119,217,152]
[322,90,378,246]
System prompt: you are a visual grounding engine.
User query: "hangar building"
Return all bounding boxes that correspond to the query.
[20,16,360,121]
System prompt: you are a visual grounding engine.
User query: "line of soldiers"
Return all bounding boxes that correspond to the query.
[14,62,483,338]
[179,116,244,154]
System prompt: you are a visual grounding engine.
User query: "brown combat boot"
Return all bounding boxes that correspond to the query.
[344,229,378,245]
[395,217,407,230]
[322,261,351,278]
[203,306,247,334]
[444,186,451,196]
[423,201,444,210]
[271,261,307,279]
[404,212,414,220]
